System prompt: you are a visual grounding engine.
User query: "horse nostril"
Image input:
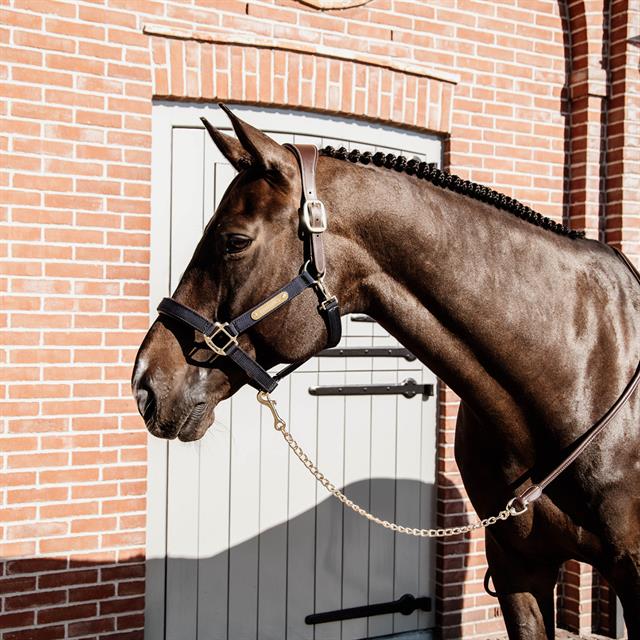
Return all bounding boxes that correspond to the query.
[135,381,157,425]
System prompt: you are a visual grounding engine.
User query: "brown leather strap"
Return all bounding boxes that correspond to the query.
[294,144,318,200]
[285,144,326,276]
[516,247,640,509]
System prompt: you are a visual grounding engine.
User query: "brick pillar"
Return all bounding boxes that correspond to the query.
[565,0,608,240]
[605,0,640,262]
[557,560,595,634]
[435,384,505,639]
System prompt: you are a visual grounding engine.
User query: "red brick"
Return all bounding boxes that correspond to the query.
[71,517,117,534]
[37,603,97,624]
[68,617,115,636]
[40,502,100,518]
[0,468,36,485]
[0,8,42,29]
[8,451,69,468]
[45,17,104,40]
[6,588,67,610]
[12,208,73,226]
[8,486,68,504]
[12,65,73,87]
[117,580,145,597]
[67,583,114,603]
[72,483,118,500]
[0,575,37,595]
[39,535,100,554]
[8,417,68,433]
[40,467,99,484]
[100,595,144,615]
[79,4,136,28]
[3,626,65,640]
[0,610,35,630]
[79,39,123,61]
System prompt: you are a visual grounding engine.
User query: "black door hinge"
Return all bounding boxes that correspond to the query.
[305,593,431,625]
[308,378,433,399]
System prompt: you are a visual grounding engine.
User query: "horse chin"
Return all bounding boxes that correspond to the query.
[176,403,214,442]
[146,402,214,442]
[177,417,212,442]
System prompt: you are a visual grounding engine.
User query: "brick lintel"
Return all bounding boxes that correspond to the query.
[142,23,460,85]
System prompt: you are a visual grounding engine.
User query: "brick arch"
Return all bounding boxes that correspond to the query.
[145,24,456,135]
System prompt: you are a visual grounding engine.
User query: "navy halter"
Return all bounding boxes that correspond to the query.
[156,144,341,393]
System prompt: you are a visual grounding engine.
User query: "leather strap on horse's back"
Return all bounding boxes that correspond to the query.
[515,247,640,510]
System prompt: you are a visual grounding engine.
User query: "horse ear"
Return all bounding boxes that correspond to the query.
[200,116,253,172]
[219,103,295,177]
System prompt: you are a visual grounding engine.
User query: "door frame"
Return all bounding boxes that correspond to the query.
[146,102,443,640]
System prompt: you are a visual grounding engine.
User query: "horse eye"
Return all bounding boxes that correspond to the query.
[224,234,252,254]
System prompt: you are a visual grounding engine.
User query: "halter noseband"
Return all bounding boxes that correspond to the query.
[156,144,341,393]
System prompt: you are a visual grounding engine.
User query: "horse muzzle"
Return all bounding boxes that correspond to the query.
[132,359,218,442]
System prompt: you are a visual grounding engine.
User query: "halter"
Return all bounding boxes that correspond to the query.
[156,144,341,393]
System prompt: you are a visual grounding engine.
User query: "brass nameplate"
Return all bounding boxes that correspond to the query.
[250,291,289,321]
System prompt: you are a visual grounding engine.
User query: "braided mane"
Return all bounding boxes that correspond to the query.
[320,146,584,239]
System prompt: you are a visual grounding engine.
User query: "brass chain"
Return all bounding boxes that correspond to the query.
[257,391,527,537]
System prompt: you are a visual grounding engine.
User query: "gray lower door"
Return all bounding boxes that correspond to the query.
[148,104,441,640]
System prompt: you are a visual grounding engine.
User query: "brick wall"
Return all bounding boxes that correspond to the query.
[1,2,151,638]
[1,1,636,638]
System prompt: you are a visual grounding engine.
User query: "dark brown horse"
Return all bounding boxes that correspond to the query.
[132,106,640,639]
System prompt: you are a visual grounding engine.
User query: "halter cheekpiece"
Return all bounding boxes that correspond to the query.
[156,144,341,393]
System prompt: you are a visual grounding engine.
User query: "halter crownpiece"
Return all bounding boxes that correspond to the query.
[156,143,341,393]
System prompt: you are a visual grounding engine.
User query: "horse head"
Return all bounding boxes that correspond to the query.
[132,106,357,441]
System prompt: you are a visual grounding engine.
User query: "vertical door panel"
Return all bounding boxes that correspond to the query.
[393,368,424,633]
[155,109,440,640]
[227,387,262,640]
[314,369,345,640]
[340,369,372,640]
[418,374,437,632]
[257,376,291,640]
[198,139,234,640]
[367,370,397,639]
[286,370,319,640]
[197,398,232,640]
[165,127,206,640]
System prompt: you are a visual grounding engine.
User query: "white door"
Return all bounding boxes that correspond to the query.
[147,104,442,640]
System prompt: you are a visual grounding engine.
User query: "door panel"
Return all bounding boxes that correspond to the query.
[149,104,440,640]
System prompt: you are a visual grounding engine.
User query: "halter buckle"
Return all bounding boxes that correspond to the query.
[314,277,335,309]
[203,322,238,356]
[320,295,338,311]
[301,199,327,233]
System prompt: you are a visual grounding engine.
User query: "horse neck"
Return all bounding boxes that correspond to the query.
[326,161,583,424]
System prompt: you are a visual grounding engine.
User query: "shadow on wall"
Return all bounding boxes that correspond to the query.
[0,479,470,640]
[148,477,470,640]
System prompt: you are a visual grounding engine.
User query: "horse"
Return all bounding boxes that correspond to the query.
[132,105,640,639]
